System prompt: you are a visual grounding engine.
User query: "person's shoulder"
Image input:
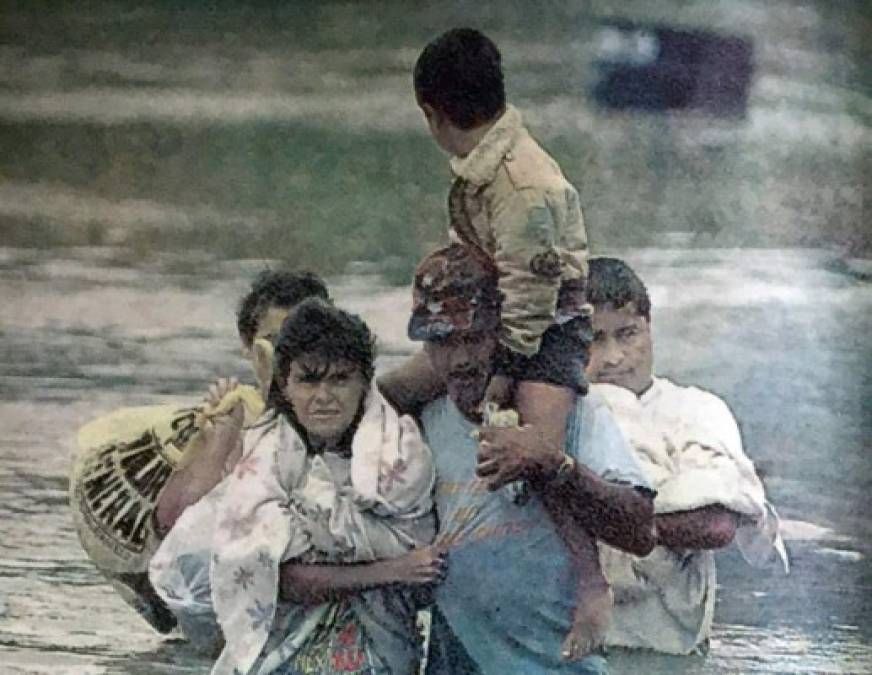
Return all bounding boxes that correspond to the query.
[587,382,640,410]
[654,376,736,422]
[419,396,453,428]
[572,386,654,488]
[497,128,567,193]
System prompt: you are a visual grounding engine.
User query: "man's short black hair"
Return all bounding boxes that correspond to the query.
[413,28,506,130]
[586,257,651,320]
[236,269,330,348]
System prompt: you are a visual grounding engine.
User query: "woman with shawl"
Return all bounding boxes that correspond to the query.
[150,299,441,674]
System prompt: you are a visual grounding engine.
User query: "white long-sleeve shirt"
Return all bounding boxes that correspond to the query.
[594,377,788,654]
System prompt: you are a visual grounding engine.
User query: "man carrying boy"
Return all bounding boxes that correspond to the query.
[410,245,655,673]
[400,27,612,657]
[280,245,655,674]
[583,257,788,654]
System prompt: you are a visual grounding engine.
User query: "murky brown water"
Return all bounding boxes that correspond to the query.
[1,246,870,673]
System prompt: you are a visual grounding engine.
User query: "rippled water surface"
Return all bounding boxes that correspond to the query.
[1,246,870,673]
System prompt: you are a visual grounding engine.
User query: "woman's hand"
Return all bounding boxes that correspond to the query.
[384,545,449,586]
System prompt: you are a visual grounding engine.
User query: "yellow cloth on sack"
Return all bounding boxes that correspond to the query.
[70,385,264,577]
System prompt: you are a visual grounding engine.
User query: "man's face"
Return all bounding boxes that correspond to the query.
[424,328,498,419]
[244,305,292,394]
[586,302,653,396]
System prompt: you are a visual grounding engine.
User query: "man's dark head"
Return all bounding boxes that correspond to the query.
[586,257,651,321]
[236,269,330,349]
[237,269,330,394]
[585,258,654,395]
[408,244,502,419]
[413,28,506,130]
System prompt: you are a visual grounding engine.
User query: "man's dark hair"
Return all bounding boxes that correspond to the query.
[413,28,506,130]
[267,299,376,451]
[586,257,651,320]
[236,269,330,348]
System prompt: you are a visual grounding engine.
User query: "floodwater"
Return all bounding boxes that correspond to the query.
[0,246,870,674]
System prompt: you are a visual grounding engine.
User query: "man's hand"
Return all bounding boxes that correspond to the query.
[204,377,244,427]
[476,425,564,491]
[202,377,245,474]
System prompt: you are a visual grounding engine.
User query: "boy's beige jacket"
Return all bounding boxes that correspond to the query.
[448,105,588,356]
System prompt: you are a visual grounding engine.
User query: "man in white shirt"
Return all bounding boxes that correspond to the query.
[584,257,788,655]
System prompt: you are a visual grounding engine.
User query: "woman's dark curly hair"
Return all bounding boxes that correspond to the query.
[266,298,376,453]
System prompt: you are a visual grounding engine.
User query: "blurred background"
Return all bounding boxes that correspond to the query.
[0,1,869,673]
[0,0,868,279]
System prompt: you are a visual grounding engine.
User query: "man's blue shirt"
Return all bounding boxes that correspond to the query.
[421,389,650,674]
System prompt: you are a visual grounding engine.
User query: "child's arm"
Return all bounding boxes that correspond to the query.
[491,189,566,357]
[377,349,445,417]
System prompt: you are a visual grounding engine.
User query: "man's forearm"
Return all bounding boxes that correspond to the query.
[538,463,656,556]
[377,350,444,417]
[154,420,241,533]
[655,505,739,550]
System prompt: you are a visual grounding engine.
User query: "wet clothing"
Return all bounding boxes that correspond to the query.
[421,390,650,674]
[447,105,588,360]
[593,378,789,655]
[150,389,435,674]
[271,601,385,675]
[495,302,592,394]
[147,453,406,675]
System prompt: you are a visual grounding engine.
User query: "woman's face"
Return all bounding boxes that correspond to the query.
[283,354,368,446]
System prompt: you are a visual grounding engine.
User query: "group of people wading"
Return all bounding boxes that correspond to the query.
[72,28,787,675]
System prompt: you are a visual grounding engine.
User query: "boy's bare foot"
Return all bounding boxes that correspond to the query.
[562,582,613,661]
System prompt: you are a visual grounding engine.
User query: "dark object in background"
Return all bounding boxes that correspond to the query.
[592,21,753,117]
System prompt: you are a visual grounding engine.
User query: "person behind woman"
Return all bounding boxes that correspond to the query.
[150,299,442,675]
[155,269,332,539]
